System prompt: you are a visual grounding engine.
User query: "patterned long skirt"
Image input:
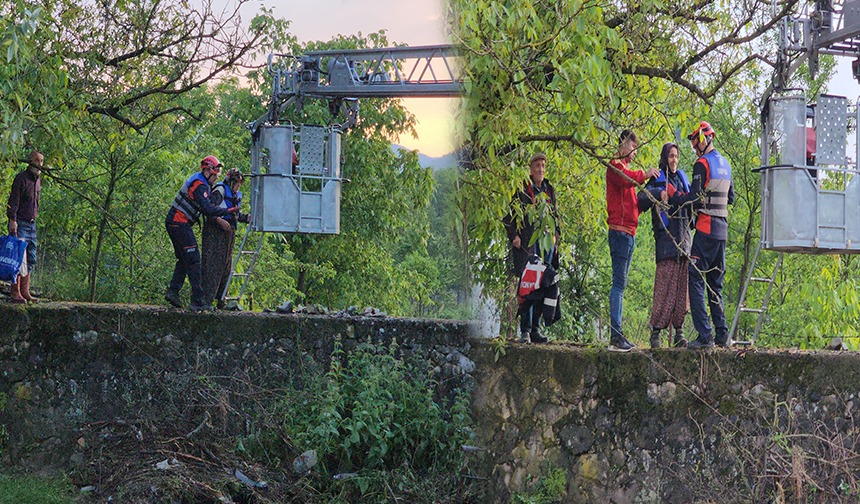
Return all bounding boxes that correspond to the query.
[650,257,689,330]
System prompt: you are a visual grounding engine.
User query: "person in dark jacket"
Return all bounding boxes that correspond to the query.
[165,156,235,311]
[6,150,43,303]
[201,168,250,309]
[668,122,734,349]
[503,152,561,343]
[638,142,692,348]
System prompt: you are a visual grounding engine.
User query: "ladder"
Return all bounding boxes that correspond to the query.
[729,242,783,346]
[221,225,266,308]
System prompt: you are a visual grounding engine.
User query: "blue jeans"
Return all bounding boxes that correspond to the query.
[608,230,635,338]
[688,234,727,342]
[16,220,37,268]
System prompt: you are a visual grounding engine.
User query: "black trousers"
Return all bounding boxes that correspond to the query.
[166,222,203,306]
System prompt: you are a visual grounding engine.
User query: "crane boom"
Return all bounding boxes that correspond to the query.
[297,45,464,99]
[252,44,465,132]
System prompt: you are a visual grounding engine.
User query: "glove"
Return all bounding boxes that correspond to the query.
[238,213,251,224]
[666,183,677,198]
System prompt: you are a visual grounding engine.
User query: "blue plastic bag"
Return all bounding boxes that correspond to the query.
[0,235,27,283]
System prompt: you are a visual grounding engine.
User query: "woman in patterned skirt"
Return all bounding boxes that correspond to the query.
[638,142,693,348]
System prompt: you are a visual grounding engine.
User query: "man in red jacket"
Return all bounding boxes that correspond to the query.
[606,130,659,351]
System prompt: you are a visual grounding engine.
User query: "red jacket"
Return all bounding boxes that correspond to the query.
[606,158,646,236]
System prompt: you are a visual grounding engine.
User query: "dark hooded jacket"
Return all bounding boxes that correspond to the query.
[637,143,693,262]
[503,177,560,276]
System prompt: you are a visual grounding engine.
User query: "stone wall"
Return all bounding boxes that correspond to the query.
[470,343,860,503]
[0,303,474,472]
[2,303,860,503]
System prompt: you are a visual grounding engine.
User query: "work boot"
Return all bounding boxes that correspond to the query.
[518,332,531,344]
[19,274,37,303]
[687,333,715,350]
[715,334,732,349]
[530,327,548,344]
[673,328,687,348]
[650,327,662,349]
[164,290,183,308]
[8,280,25,304]
[190,303,212,312]
[609,334,635,352]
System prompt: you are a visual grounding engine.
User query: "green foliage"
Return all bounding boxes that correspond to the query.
[226,338,477,502]
[286,339,472,476]
[512,464,568,504]
[240,234,304,309]
[0,4,73,155]
[490,333,509,362]
[525,193,557,254]
[0,475,75,504]
[795,257,860,348]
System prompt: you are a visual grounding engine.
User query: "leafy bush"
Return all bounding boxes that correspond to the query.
[289,339,471,472]
[280,338,474,501]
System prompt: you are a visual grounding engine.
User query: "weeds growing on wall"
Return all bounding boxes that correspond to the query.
[278,339,476,502]
[512,463,568,504]
[71,337,478,504]
[677,390,860,503]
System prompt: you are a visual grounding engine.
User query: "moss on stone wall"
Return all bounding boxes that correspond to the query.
[5,303,860,503]
[471,342,860,504]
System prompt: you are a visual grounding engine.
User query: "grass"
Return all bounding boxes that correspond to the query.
[0,474,77,504]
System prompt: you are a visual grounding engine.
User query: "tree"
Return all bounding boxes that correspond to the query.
[448,0,804,339]
[2,0,297,302]
[0,5,72,158]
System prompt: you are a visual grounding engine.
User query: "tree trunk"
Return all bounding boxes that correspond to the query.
[89,170,117,302]
[296,269,306,297]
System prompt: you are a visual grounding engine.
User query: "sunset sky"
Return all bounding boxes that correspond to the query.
[249,0,460,157]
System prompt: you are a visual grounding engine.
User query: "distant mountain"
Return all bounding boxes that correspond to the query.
[391,144,459,171]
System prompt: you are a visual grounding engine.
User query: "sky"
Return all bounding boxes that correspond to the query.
[830,60,860,103]
[246,0,459,158]
[236,1,860,159]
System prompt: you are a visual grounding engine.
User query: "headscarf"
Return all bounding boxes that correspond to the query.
[658,142,680,172]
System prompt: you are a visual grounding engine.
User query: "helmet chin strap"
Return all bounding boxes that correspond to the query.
[696,137,712,156]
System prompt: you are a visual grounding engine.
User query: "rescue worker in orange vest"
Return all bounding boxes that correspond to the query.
[667,122,734,349]
[164,156,236,310]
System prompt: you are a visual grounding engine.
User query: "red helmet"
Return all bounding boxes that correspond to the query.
[201,155,223,172]
[687,121,716,143]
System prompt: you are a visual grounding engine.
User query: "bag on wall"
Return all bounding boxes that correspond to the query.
[0,235,27,283]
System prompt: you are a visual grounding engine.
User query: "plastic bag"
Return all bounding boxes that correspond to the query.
[0,235,27,283]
